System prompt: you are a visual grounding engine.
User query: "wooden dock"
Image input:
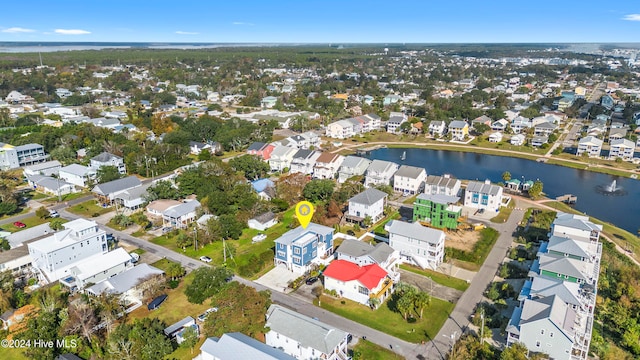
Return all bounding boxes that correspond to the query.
[556,194,577,204]
[355,145,386,156]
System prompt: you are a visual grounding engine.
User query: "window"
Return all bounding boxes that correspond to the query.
[294,248,300,255]
[358,286,369,295]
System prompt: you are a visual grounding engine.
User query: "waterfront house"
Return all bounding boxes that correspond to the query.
[576,136,603,158]
[491,119,509,131]
[423,174,461,196]
[312,152,344,180]
[448,120,469,141]
[428,120,446,137]
[464,180,504,213]
[386,112,408,134]
[337,156,372,183]
[609,138,635,161]
[393,165,427,195]
[488,132,503,143]
[364,160,399,187]
[531,136,548,147]
[510,134,526,146]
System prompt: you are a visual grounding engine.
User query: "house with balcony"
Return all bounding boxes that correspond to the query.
[511,116,532,134]
[387,220,445,270]
[58,247,133,291]
[289,149,321,174]
[609,138,635,161]
[90,152,126,174]
[608,128,627,142]
[22,160,61,177]
[534,122,557,136]
[313,152,344,180]
[428,120,446,137]
[412,194,462,230]
[265,305,349,360]
[346,188,387,224]
[531,136,548,147]
[323,259,394,307]
[282,131,320,150]
[162,200,201,230]
[325,118,360,139]
[273,223,334,274]
[491,119,509,131]
[488,132,503,143]
[92,176,142,206]
[386,112,408,134]
[0,142,48,170]
[393,165,426,195]
[268,146,298,172]
[337,156,371,183]
[576,136,603,158]
[335,239,398,275]
[448,120,469,141]
[364,160,399,187]
[424,174,461,196]
[464,180,504,213]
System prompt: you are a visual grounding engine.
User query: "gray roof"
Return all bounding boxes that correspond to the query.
[199,333,296,360]
[340,156,371,170]
[270,145,297,158]
[92,176,141,196]
[14,143,43,152]
[252,211,276,224]
[538,254,591,281]
[163,200,201,218]
[349,188,388,206]
[247,142,267,151]
[91,151,122,163]
[337,239,394,264]
[387,220,444,245]
[425,175,459,189]
[292,149,313,160]
[5,223,54,248]
[553,213,602,232]
[86,263,164,295]
[164,316,195,336]
[23,160,61,172]
[366,159,398,174]
[274,223,333,246]
[416,193,460,204]
[59,163,95,177]
[466,180,501,196]
[449,120,468,129]
[113,183,151,202]
[394,165,426,179]
[547,235,591,259]
[528,276,581,307]
[535,121,556,130]
[519,295,576,336]
[266,305,348,354]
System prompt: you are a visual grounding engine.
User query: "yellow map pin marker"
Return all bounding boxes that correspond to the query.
[295,201,314,229]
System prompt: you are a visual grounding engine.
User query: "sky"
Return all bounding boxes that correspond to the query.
[1,1,640,43]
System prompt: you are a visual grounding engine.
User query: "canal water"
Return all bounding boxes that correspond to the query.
[365,148,640,234]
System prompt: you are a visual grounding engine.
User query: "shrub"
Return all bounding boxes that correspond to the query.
[92,212,100,217]
[167,280,179,289]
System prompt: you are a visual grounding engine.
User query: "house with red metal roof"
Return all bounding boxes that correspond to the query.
[322,259,394,307]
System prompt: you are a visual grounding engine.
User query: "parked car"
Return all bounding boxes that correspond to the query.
[197,307,219,322]
[305,277,319,285]
[252,233,267,243]
[130,253,140,263]
[200,256,212,263]
[49,210,60,218]
[147,294,168,310]
[13,221,26,228]
[106,233,116,242]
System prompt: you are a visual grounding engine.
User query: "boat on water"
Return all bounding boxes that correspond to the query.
[401,151,406,161]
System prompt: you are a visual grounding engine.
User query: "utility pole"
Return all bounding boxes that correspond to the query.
[481,308,485,345]
[193,227,198,251]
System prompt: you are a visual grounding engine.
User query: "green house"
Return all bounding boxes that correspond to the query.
[412,193,462,230]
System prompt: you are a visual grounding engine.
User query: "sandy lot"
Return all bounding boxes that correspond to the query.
[444,229,481,252]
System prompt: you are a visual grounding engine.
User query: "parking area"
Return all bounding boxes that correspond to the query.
[255,264,300,293]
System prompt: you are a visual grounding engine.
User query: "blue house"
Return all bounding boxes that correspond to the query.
[251,179,275,200]
[274,223,334,274]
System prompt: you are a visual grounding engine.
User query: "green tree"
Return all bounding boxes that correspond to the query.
[413,291,431,319]
[197,149,212,161]
[17,309,64,359]
[96,165,123,184]
[474,123,490,134]
[50,145,78,165]
[166,261,185,281]
[36,206,50,219]
[228,155,270,180]
[500,342,529,360]
[501,171,512,182]
[396,293,414,321]
[180,326,199,354]
[204,282,271,338]
[106,318,172,360]
[303,179,336,202]
[145,180,180,201]
[528,180,544,199]
[50,218,65,230]
[184,267,233,304]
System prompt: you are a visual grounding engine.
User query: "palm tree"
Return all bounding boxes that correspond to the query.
[501,171,512,182]
[414,292,431,319]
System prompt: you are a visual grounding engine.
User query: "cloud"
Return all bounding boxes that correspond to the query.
[175,31,199,35]
[622,14,640,21]
[54,29,91,35]
[2,27,36,33]
[232,22,254,26]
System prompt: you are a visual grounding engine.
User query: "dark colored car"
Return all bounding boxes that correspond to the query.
[305,277,319,285]
[147,294,168,310]
[13,221,26,228]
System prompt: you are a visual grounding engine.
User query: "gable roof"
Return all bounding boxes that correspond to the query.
[340,155,371,169]
[387,220,445,245]
[416,193,460,205]
[91,152,122,163]
[247,142,267,152]
[394,165,426,179]
[425,175,459,189]
[199,333,296,360]
[163,200,201,218]
[366,159,398,174]
[466,180,501,196]
[315,152,341,164]
[86,263,164,296]
[323,259,388,290]
[337,239,394,264]
[349,188,388,206]
[92,176,141,196]
[275,223,333,246]
[266,305,348,354]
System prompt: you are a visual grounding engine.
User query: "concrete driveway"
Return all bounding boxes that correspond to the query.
[255,264,300,293]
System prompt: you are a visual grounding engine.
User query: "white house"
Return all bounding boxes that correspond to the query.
[22,160,62,177]
[511,116,532,134]
[289,149,321,174]
[464,180,504,213]
[393,165,427,195]
[337,156,371,183]
[387,220,445,270]
[92,176,142,205]
[491,119,509,131]
[162,200,201,229]
[424,174,461,196]
[195,332,296,360]
[325,118,359,139]
[428,120,446,137]
[268,146,298,172]
[248,212,278,231]
[510,134,526,146]
[58,247,133,291]
[26,175,76,196]
[282,131,320,150]
[335,239,398,272]
[346,188,387,224]
[86,263,165,306]
[90,152,126,174]
[576,136,603,158]
[58,164,96,187]
[323,259,393,306]
[312,152,344,180]
[27,219,108,283]
[265,305,349,360]
[488,132,503,143]
[364,159,399,187]
[550,213,602,242]
[609,138,635,161]
[386,112,408,134]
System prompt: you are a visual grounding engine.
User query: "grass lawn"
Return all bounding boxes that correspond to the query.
[317,294,453,343]
[0,348,29,360]
[128,270,213,326]
[0,207,29,221]
[351,340,404,360]
[3,215,66,232]
[402,194,418,205]
[67,200,113,217]
[41,191,88,204]
[166,337,206,359]
[151,258,177,273]
[372,211,400,237]
[132,248,146,255]
[490,200,516,223]
[400,264,469,292]
[445,227,499,270]
[152,207,297,277]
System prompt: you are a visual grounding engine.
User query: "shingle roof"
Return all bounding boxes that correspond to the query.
[163,200,201,218]
[266,305,348,354]
[86,263,164,296]
[92,176,141,196]
[394,165,426,179]
[337,239,394,264]
[340,156,371,170]
[349,188,388,206]
[425,175,459,189]
[91,152,122,162]
[199,333,296,360]
[387,220,445,245]
[466,180,501,196]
